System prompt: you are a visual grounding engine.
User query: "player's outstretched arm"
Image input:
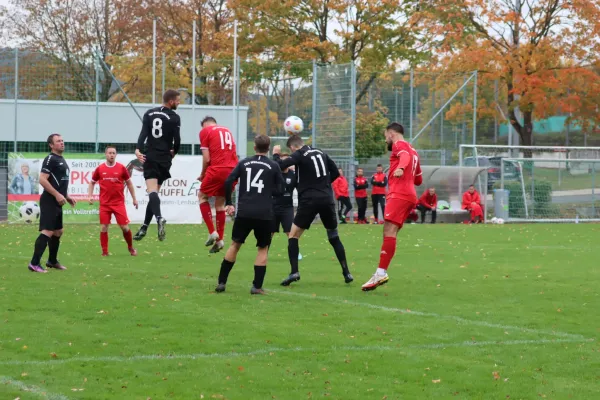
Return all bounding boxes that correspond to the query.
[223,163,242,207]
[273,151,299,170]
[326,154,340,182]
[135,113,150,161]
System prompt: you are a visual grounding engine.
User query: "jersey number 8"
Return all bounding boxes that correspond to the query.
[152,118,163,138]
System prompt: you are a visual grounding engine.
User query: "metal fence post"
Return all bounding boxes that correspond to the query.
[192,19,197,111]
[312,60,317,147]
[409,69,414,141]
[472,70,478,145]
[350,62,357,223]
[95,51,100,153]
[14,48,18,153]
[152,19,156,105]
[592,163,596,218]
[162,52,166,96]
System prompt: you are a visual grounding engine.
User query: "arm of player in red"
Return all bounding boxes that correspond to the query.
[414,160,423,186]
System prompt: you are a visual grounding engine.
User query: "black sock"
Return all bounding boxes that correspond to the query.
[329,236,349,274]
[253,265,267,289]
[143,202,153,226]
[218,259,235,284]
[31,234,50,266]
[288,238,299,274]
[149,192,162,221]
[48,236,61,264]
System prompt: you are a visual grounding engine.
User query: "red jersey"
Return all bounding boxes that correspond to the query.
[199,125,238,168]
[387,140,422,203]
[371,172,387,195]
[418,191,437,209]
[332,176,349,198]
[462,190,481,209]
[91,162,130,206]
[354,176,368,198]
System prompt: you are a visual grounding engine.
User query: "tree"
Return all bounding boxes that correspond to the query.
[423,0,600,153]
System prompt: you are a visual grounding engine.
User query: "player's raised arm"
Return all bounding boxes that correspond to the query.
[272,163,284,197]
[273,150,299,170]
[136,113,150,162]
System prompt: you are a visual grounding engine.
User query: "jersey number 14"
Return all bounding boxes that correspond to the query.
[246,168,264,193]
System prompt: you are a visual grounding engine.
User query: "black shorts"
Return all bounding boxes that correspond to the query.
[294,196,338,230]
[231,217,272,248]
[272,207,294,233]
[143,158,172,185]
[39,195,63,232]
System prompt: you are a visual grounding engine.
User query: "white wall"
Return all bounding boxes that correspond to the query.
[0,100,249,157]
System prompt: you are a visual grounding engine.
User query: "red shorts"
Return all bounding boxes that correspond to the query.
[100,205,130,225]
[384,199,416,228]
[201,166,236,197]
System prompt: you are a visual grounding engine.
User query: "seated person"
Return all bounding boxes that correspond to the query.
[416,187,437,224]
[462,185,483,223]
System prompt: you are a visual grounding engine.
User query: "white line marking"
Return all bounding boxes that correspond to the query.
[0,376,70,400]
[188,276,586,340]
[0,339,590,367]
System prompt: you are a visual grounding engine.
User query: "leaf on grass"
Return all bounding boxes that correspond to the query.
[493,371,501,380]
[15,338,21,341]
[557,308,562,312]
[238,366,245,371]
[50,352,58,358]
[20,372,27,377]
[97,310,107,314]
[432,379,441,383]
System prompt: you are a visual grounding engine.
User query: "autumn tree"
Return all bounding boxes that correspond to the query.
[423,0,600,152]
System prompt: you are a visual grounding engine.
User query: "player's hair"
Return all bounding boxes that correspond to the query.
[386,122,404,135]
[280,152,290,158]
[254,135,271,153]
[376,164,383,168]
[357,167,363,171]
[47,133,61,147]
[163,89,180,104]
[201,116,217,127]
[286,134,304,149]
[105,145,117,152]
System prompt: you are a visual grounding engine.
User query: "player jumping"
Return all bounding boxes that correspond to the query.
[361,123,422,291]
[215,135,283,294]
[197,116,238,254]
[133,90,181,242]
[88,146,139,256]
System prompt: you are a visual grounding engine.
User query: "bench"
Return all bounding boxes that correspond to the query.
[421,209,470,224]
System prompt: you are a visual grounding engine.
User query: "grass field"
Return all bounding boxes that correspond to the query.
[1,223,599,399]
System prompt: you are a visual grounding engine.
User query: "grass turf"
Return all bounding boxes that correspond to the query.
[0,223,598,399]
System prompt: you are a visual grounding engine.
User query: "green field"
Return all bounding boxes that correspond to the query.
[1,223,598,399]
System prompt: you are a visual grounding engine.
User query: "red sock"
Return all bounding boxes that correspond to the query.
[200,202,215,234]
[377,236,397,270]
[123,229,133,248]
[100,232,108,253]
[216,211,226,240]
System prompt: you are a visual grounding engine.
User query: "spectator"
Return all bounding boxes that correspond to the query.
[462,185,483,223]
[354,167,368,224]
[416,187,437,224]
[10,162,37,195]
[332,168,352,224]
[370,164,387,224]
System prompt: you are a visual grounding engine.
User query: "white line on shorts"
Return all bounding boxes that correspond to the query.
[0,376,70,400]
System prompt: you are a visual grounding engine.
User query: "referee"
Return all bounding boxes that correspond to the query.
[28,134,76,273]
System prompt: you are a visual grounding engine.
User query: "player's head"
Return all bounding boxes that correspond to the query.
[286,134,304,152]
[20,162,30,175]
[254,135,270,155]
[469,184,475,193]
[163,89,181,110]
[338,168,344,176]
[429,187,436,195]
[47,133,64,154]
[105,145,117,164]
[385,122,405,151]
[356,167,363,177]
[376,164,383,173]
[201,116,217,128]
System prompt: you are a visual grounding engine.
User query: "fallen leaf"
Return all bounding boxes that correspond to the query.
[238,366,245,371]
[493,371,501,380]
[20,372,28,377]
[432,379,441,383]
[50,352,58,358]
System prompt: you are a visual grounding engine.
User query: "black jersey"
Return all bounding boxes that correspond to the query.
[274,146,339,200]
[225,155,283,220]
[273,168,296,210]
[40,153,70,200]
[137,106,181,162]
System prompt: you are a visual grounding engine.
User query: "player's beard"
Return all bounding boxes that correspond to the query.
[387,141,393,151]
[171,103,178,110]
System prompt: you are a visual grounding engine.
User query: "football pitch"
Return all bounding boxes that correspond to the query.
[1,223,598,399]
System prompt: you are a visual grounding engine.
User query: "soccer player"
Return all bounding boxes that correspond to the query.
[132,89,181,242]
[354,167,369,224]
[215,135,283,294]
[273,135,353,286]
[88,146,139,256]
[28,134,76,273]
[361,123,422,291]
[416,187,438,223]
[462,185,484,223]
[371,164,387,224]
[333,168,352,224]
[270,153,297,241]
[197,116,238,254]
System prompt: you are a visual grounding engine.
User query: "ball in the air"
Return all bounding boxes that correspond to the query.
[19,201,40,223]
[284,116,303,134]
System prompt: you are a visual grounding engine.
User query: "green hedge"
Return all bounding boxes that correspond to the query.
[502,179,560,218]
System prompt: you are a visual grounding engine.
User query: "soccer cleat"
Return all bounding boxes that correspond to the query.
[280,272,300,286]
[46,261,67,270]
[205,231,219,247]
[129,247,138,256]
[344,272,354,283]
[133,226,147,241]
[157,218,167,241]
[215,283,226,293]
[209,240,224,254]
[28,264,47,273]
[101,252,109,257]
[250,286,265,295]
[361,273,389,291]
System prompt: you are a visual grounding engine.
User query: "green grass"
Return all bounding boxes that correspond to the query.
[1,223,599,399]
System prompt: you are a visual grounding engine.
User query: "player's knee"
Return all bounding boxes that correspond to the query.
[54,229,64,237]
[326,229,339,241]
[198,192,209,202]
[101,225,109,233]
[119,224,130,232]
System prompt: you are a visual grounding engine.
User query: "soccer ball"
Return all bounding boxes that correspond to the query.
[497,218,505,225]
[19,201,40,223]
[284,116,303,134]
[491,217,499,224]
